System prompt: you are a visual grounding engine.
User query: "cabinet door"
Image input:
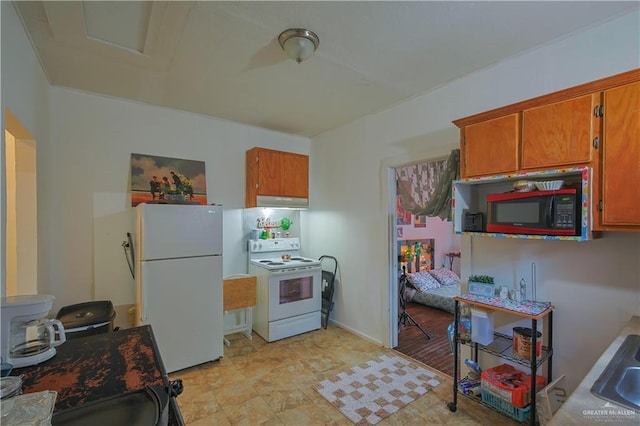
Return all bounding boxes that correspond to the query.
[256,149,308,198]
[280,153,309,198]
[245,148,309,207]
[601,82,640,227]
[521,94,596,170]
[462,114,519,178]
[255,148,287,196]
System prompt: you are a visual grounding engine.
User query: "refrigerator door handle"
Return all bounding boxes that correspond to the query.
[138,265,147,323]
[142,278,148,322]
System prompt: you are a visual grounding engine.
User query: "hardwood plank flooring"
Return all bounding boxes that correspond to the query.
[395,302,454,377]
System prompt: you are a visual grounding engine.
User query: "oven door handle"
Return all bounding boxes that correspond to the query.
[268,267,321,276]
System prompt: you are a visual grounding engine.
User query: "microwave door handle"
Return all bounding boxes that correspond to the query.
[545,197,554,228]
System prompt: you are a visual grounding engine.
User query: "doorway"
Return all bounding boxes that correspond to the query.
[4,109,38,297]
[389,157,461,376]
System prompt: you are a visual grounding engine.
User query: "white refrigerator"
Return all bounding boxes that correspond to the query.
[135,203,223,373]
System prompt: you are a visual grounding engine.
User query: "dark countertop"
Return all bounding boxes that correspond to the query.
[11,325,184,425]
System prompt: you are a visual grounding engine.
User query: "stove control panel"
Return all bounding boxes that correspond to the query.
[249,237,300,253]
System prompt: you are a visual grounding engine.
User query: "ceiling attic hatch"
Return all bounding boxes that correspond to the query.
[83,1,151,53]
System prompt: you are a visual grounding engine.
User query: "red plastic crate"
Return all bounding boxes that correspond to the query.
[481,363,546,408]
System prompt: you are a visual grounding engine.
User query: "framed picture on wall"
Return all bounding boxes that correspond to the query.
[129,153,207,206]
[414,215,426,228]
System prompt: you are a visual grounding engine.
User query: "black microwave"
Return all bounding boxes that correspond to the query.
[486,189,580,236]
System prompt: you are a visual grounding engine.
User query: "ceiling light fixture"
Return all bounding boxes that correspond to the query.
[278,28,319,64]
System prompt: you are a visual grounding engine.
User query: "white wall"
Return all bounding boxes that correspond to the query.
[1,2,51,298]
[43,88,309,312]
[308,9,640,394]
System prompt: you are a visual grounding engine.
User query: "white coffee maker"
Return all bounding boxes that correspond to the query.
[1,294,66,368]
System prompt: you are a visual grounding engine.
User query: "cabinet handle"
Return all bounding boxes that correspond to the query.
[592,137,599,149]
[593,105,604,117]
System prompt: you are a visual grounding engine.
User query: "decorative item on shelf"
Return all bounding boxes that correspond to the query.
[534,180,564,191]
[513,180,536,192]
[468,275,495,297]
[468,275,494,284]
[400,249,413,263]
[518,278,527,302]
[280,217,292,230]
[499,286,509,299]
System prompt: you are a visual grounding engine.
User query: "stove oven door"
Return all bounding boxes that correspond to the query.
[267,268,321,321]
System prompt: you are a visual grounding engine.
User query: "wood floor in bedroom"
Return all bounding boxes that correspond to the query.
[396,302,455,377]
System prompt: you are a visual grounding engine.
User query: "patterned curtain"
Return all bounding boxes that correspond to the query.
[396,149,460,220]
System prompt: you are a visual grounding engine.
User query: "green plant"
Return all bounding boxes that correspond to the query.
[468,274,494,284]
[401,249,414,261]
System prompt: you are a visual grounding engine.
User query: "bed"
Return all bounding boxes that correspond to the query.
[403,268,461,314]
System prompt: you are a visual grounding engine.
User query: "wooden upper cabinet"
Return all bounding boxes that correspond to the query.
[245,147,309,208]
[601,81,640,227]
[454,68,639,233]
[521,94,597,170]
[461,114,520,178]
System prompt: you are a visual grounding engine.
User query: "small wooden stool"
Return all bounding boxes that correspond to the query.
[223,275,257,346]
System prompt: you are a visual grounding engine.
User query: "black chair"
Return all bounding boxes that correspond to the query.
[319,255,338,329]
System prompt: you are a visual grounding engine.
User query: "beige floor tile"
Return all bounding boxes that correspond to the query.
[213,380,260,407]
[222,395,277,425]
[187,410,231,426]
[275,401,339,425]
[262,387,314,414]
[174,326,519,425]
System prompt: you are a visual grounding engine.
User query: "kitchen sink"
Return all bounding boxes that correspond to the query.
[591,334,640,411]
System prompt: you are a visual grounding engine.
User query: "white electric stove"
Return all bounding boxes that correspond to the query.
[248,238,321,342]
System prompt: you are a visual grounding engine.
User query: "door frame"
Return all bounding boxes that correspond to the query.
[386,166,400,348]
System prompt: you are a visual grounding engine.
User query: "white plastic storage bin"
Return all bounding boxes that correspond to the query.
[471,307,494,345]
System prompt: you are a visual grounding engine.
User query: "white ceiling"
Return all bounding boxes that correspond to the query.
[13,1,639,137]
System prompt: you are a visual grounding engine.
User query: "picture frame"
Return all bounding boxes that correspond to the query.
[130,153,207,206]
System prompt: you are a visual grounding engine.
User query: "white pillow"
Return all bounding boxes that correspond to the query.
[429,268,460,286]
[407,271,441,292]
